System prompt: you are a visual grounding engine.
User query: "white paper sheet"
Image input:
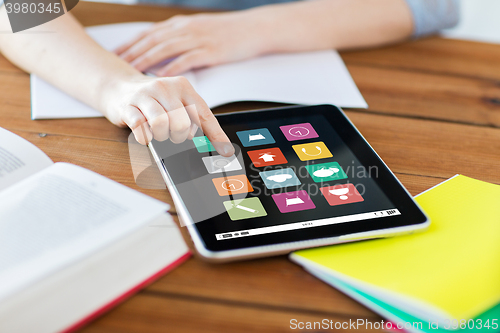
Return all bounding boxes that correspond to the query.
[441,0,500,44]
[193,50,365,109]
[31,22,367,119]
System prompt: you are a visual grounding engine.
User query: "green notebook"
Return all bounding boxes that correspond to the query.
[309,269,499,333]
[291,175,500,332]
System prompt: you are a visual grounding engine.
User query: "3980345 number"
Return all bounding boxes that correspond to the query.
[5,2,61,14]
[443,319,500,332]
[443,319,498,330]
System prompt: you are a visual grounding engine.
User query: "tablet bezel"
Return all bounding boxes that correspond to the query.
[149,105,429,261]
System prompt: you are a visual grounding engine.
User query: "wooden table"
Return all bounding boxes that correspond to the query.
[1,2,499,332]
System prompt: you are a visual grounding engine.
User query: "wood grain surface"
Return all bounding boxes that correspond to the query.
[1,2,499,332]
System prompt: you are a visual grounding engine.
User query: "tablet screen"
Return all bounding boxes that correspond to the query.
[151,105,427,252]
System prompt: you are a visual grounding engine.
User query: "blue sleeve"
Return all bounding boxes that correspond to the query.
[404,0,460,37]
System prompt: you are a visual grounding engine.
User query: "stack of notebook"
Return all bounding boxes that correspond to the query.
[291,175,500,333]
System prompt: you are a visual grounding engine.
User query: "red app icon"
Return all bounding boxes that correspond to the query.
[247,148,288,167]
[320,184,364,206]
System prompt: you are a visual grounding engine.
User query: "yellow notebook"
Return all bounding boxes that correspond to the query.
[291,175,500,323]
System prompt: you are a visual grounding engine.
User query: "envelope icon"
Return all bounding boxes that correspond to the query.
[249,133,265,141]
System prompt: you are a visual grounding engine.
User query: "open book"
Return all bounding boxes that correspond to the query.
[0,127,190,333]
[30,22,367,119]
[291,175,500,333]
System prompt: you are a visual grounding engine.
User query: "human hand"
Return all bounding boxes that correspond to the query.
[115,12,268,76]
[102,74,234,156]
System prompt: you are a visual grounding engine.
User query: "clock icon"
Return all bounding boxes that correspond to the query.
[288,126,310,137]
[280,123,318,141]
[221,179,245,191]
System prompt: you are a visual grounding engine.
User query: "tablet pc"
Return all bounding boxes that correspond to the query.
[149,104,429,262]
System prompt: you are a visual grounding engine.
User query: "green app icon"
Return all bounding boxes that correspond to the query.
[223,197,267,221]
[305,162,347,182]
[193,136,216,153]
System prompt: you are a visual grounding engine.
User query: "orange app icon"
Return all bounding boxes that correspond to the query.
[212,174,254,196]
[247,148,288,167]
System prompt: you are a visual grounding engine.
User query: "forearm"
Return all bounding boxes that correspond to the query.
[248,0,414,53]
[0,8,142,114]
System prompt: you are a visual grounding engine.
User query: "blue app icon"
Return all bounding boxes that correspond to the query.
[236,128,275,147]
[260,168,301,189]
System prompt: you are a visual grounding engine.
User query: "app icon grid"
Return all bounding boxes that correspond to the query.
[201,122,361,219]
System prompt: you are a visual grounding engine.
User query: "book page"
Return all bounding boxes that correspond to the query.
[0,127,53,191]
[0,162,170,302]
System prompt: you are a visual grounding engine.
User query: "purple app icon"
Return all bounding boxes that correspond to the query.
[280,123,319,141]
[272,190,316,213]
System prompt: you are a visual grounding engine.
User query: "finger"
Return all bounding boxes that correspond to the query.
[135,98,171,141]
[119,29,183,63]
[185,104,200,140]
[115,21,171,55]
[145,79,193,143]
[167,106,192,143]
[115,30,150,55]
[185,103,201,128]
[130,37,196,72]
[157,49,211,76]
[188,123,199,140]
[183,97,233,157]
[119,35,159,63]
[115,15,190,55]
[123,105,153,145]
